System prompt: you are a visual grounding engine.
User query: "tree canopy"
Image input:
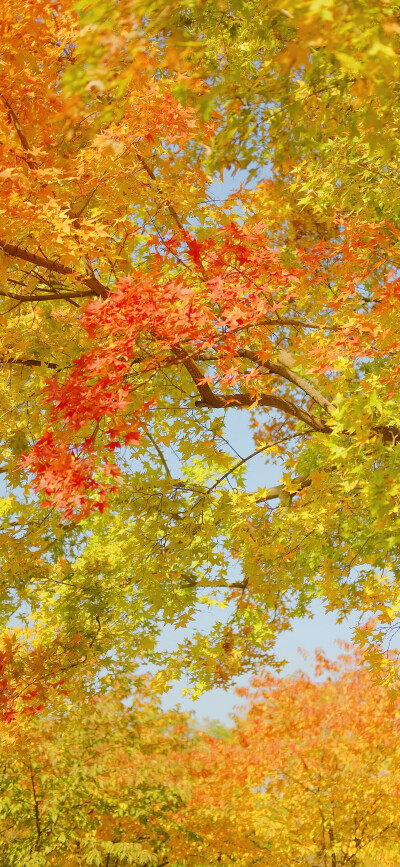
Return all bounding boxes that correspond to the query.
[2,647,400,865]
[182,645,400,866]
[2,0,400,700]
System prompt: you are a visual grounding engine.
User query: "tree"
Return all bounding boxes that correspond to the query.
[179,646,400,866]
[2,0,400,694]
[0,670,194,866]
[1,647,400,866]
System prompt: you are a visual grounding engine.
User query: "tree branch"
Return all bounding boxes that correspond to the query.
[0,240,108,298]
[0,357,59,369]
[0,286,96,303]
[201,389,329,431]
[145,429,172,477]
[238,348,335,413]
[171,346,226,407]
[29,759,42,850]
[174,345,330,431]
[1,94,37,168]
[256,476,312,505]
[133,145,184,232]
[206,435,308,496]
[231,316,340,335]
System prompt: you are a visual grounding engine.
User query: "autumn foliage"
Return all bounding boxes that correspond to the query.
[2,648,400,866]
[184,647,400,866]
[3,1,400,862]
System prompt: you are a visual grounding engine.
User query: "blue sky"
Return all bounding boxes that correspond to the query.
[161,603,358,724]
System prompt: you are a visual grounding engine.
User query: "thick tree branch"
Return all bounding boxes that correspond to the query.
[0,357,59,369]
[239,349,335,412]
[256,476,312,505]
[238,348,335,413]
[200,389,329,432]
[174,345,331,431]
[0,285,96,303]
[171,346,226,407]
[0,240,108,298]
[275,349,335,412]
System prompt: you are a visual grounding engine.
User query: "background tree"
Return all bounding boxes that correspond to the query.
[179,646,400,866]
[0,671,194,866]
[1,647,399,866]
